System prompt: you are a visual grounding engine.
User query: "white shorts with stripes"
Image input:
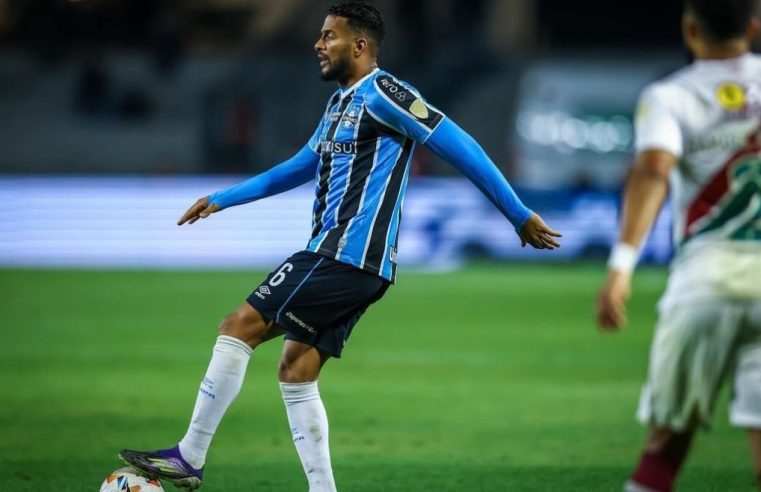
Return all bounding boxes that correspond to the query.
[636,300,761,431]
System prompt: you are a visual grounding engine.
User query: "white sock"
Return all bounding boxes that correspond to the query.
[178,335,251,469]
[280,381,336,492]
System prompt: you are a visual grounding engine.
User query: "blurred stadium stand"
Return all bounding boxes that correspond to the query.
[2,0,752,269]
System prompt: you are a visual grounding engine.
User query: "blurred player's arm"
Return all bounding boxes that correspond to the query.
[365,76,561,249]
[597,85,681,330]
[178,144,320,226]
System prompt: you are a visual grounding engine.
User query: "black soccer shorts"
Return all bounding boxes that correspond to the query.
[246,250,389,358]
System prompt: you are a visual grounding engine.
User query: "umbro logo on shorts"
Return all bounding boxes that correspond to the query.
[254,285,271,300]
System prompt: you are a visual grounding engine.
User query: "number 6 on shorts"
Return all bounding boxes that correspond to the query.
[269,263,293,287]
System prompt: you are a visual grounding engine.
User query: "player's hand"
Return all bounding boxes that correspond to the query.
[518,213,562,249]
[596,270,631,331]
[177,196,221,226]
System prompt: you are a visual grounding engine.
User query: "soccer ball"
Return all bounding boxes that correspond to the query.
[100,467,164,492]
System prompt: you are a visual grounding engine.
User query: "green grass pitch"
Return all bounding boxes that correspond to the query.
[0,265,755,491]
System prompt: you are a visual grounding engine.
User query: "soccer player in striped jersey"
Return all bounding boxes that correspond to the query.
[120,1,561,490]
[597,1,761,491]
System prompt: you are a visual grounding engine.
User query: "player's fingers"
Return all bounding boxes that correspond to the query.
[178,202,204,225]
[178,208,200,225]
[541,233,561,248]
[595,300,611,329]
[597,294,621,330]
[600,308,619,331]
[608,299,626,328]
[602,316,620,331]
[597,309,614,330]
[533,232,555,249]
[542,225,563,237]
[529,235,545,249]
[539,238,554,250]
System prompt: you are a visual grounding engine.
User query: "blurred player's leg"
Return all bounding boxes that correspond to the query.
[626,427,694,492]
[750,430,761,489]
[733,302,761,489]
[279,340,336,492]
[627,300,746,491]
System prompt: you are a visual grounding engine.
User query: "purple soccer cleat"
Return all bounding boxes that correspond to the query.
[118,445,203,490]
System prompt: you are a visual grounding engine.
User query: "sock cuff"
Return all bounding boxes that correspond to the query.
[631,451,677,492]
[216,335,253,356]
[280,381,320,404]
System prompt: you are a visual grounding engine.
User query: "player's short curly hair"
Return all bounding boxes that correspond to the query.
[685,0,757,42]
[327,1,385,47]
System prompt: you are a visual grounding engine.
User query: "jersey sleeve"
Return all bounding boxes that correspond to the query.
[424,118,533,230]
[634,84,683,157]
[208,144,319,209]
[364,75,445,144]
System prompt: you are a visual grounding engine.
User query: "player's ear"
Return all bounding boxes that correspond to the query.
[746,16,760,41]
[354,37,368,57]
[681,9,698,44]
[682,17,699,47]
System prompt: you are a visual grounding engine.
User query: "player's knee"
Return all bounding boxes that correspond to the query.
[217,306,266,348]
[277,359,297,382]
[217,313,237,336]
[278,358,313,383]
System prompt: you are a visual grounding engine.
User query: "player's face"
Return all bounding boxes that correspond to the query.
[315,15,355,83]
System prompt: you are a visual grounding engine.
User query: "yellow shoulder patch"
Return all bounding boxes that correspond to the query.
[410,98,429,119]
[716,82,746,111]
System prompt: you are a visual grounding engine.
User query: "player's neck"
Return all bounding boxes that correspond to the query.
[693,40,749,61]
[339,62,379,90]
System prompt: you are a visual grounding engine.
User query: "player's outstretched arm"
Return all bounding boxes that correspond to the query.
[424,118,562,249]
[364,75,559,248]
[596,149,676,330]
[177,144,320,226]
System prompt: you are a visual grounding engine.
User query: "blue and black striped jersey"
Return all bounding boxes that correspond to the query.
[209,68,532,283]
[304,69,444,281]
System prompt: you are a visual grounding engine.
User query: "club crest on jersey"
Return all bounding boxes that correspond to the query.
[341,106,361,129]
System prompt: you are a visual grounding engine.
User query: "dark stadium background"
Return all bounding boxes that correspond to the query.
[1,1,758,491]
